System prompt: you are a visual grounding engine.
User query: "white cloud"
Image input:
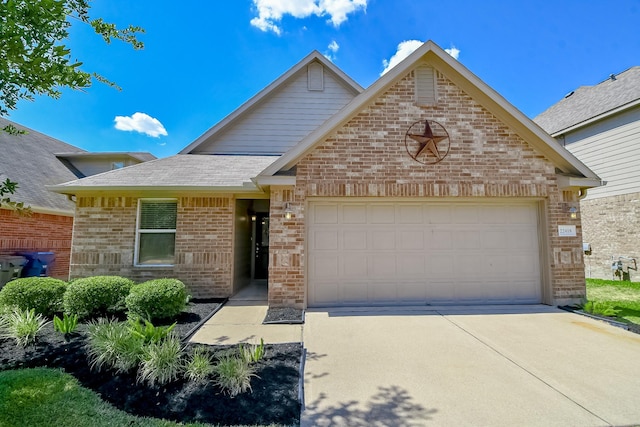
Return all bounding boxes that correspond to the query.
[445,46,460,59]
[324,40,340,61]
[381,40,423,75]
[250,0,367,34]
[114,112,168,138]
[381,41,462,75]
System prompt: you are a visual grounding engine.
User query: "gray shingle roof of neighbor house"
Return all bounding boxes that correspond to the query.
[48,154,279,193]
[534,66,640,135]
[0,117,85,214]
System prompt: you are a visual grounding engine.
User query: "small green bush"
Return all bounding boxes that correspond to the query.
[583,300,621,317]
[0,277,66,317]
[63,276,135,319]
[125,279,189,322]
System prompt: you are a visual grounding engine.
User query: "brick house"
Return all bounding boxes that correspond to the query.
[0,117,155,279]
[535,67,640,280]
[51,41,601,308]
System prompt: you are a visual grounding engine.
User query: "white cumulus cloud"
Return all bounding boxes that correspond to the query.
[324,40,340,61]
[250,0,367,35]
[445,46,460,59]
[381,41,462,75]
[381,40,423,75]
[114,112,168,138]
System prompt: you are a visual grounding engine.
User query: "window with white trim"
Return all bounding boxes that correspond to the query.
[136,199,177,266]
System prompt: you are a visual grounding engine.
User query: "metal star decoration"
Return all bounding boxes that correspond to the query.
[405,120,450,164]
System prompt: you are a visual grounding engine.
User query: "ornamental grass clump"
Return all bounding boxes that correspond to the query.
[184,346,215,383]
[0,277,66,317]
[582,300,621,317]
[0,307,50,347]
[86,318,144,373]
[125,278,189,322]
[64,276,135,319]
[137,334,184,386]
[214,354,257,397]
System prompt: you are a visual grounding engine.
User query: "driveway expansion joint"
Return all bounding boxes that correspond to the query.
[438,311,613,427]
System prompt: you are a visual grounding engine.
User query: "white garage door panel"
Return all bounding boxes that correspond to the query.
[308,201,542,307]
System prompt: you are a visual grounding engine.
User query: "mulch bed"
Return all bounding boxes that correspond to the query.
[0,299,302,426]
[263,307,305,324]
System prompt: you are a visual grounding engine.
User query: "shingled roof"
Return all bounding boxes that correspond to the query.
[0,117,85,213]
[49,154,278,193]
[534,66,640,135]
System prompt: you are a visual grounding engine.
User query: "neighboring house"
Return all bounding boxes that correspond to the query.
[535,67,640,280]
[0,117,156,279]
[50,42,601,308]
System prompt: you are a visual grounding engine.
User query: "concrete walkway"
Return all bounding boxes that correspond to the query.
[302,305,640,427]
[189,300,303,345]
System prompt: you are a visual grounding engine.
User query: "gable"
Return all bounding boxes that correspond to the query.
[260,41,600,188]
[186,59,360,156]
[296,67,557,196]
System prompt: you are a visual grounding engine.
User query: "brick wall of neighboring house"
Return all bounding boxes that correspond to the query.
[0,209,73,279]
[581,192,640,280]
[268,69,585,307]
[70,195,234,298]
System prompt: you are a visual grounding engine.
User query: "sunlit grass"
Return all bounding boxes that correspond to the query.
[0,368,287,427]
[586,279,640,325]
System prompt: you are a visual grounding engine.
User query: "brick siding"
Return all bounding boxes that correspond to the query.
[0,209,73,279]
[581,192,640,280]
[268,69,586,307]
[70,196,234,298]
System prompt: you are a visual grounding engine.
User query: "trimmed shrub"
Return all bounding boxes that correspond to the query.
[0,277,66,317]
[63,276,135,319]
[125,278,189,321]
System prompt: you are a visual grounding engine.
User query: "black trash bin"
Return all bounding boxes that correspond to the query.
[17,251,56,277]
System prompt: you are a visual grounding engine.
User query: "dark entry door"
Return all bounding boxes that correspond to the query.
[254,214,269,279]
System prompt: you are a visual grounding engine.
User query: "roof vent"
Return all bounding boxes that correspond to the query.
[308,63,324,91]
[609,73,617,81]
[564,91,574,99]
[415,64,437,106]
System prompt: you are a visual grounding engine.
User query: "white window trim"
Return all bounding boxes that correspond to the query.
[134,198,178,267]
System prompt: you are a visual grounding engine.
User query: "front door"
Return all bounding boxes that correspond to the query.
[254,213,269,280]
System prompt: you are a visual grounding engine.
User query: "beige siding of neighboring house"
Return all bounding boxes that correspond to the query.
[562,106,640,280]
[68,157,139,177]
[267,69,586,308]
[191,63,357,155]
[564,106,640,199]
[70,195,235,298]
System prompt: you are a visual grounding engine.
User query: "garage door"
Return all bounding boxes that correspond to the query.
[307,201,542,307]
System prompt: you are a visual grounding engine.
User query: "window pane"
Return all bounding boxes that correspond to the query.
[138,233,175,265]
[140,201,177,230]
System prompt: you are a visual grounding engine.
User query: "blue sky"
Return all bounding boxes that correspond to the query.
[7,0,640,158]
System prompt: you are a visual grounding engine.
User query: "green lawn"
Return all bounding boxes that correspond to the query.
[586,278,640,325]
[0,368,284,427]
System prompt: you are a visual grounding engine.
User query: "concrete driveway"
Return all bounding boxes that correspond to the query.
[302,305,640,426]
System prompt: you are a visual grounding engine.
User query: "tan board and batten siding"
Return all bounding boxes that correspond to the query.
[191,63,358,155]
[564,106,640,199]
[307,201,542,307]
